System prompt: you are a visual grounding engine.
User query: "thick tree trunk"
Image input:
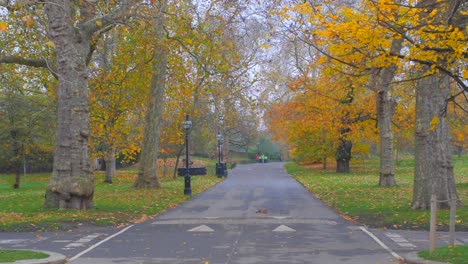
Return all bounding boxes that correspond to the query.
[134,3,168,189]
[374,39,402,187]
[44,1,94,209]
[104,149,116,184]
[377,90,396,186]
[412,73,460,209]
[336,139,352,173]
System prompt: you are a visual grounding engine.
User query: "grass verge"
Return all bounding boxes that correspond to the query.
[418,245,468,264]
[285,155,467,230]
[0,249,49,262]
[0,159,222,232]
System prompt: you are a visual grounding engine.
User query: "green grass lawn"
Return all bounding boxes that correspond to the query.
[0,161,222,231]
[286,155,468,230]
[0,249,49,262]
[419,245,468,264]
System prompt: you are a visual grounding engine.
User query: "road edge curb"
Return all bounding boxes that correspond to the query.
[403,252,447,264]
[0,250,67,264]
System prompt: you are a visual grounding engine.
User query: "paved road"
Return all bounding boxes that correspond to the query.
[1,162,466,263]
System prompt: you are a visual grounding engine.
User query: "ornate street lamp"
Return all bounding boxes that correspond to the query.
[216,131,224,178]
[183,115,192,195]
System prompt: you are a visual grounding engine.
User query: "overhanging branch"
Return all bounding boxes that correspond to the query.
[0,56,58,79]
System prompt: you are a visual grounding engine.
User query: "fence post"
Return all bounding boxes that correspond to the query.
[429,194,437,254]
[449,197,456,246]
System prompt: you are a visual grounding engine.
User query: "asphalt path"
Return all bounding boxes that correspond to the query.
[71,162,397,263]
[2,162,465,263]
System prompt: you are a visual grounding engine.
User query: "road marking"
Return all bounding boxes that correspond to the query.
[0,239,28,244]
[271,216,290,220]
[65,242,86,248]
[152,218,337,225]
[384,232,416,248]
[69,225,134,262]
[53,240,73,243]
[63,233,106,249]
[359,227,403,261]
[187,225,215,232]
[272,225,296,232]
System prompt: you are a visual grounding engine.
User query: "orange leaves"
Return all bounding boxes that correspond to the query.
[0,22,7,32]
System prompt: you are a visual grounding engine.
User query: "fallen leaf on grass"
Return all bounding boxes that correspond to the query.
[130,214,150,224]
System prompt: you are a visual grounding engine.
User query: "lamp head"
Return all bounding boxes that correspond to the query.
[183,115,192,130]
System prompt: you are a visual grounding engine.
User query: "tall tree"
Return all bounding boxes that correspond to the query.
[410,0,465,209]
[413,72,459,209]
[134,0,168,189]
[1,1,135,209]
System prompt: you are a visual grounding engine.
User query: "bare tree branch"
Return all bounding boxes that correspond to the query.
[0,56,58,79]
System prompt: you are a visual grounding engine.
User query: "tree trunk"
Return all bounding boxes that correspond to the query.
[373,39,402,187]
[412,73,460,209]
[13,170,20,189]
[336,139,351,173]
[11,130,21,189]
[377,90,396,186]
[104,148,116,184]
[44,1,94,209]
[173,146,184,179]
[134,3,168,189]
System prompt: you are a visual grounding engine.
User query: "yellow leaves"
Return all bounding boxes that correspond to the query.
[96,20,103,27]
[0,22,7,32]
[22,16,34,28]
[292,2,313,15]
[429,116,439,131]
[45,41,55,48]
[260,43,270,50]
[462,70,468,80]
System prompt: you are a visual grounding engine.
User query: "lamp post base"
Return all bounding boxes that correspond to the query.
[184,176,191,195]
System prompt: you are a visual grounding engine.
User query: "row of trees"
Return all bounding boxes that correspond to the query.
[0,0,264,209]
[264,0,467,209]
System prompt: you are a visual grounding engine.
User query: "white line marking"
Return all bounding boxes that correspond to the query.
[359,226,402,260]
[53,240,73,243]
[69,225,134,262]
[384,232,417,248]
[76,239,92,243]
[272,225,296,232]
[64,242,85,248]
[187,225,214,232]
[398,242,417,248]
[391,237,409,243]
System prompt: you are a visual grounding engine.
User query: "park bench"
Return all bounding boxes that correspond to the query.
[177,167,207,176]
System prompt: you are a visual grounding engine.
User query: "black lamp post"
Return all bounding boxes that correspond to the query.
[216,131,224,178]
[183,115,192,195]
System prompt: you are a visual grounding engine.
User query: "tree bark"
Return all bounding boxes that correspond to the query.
[134,2,168,189]
[43,1,95,209]
[173,145,184,179]
[0,1,133,209]
[412,73,460,209]
[374,39,402,187]
[336,139,351,173]
[104,148,116,184]
[377,90,397,186]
